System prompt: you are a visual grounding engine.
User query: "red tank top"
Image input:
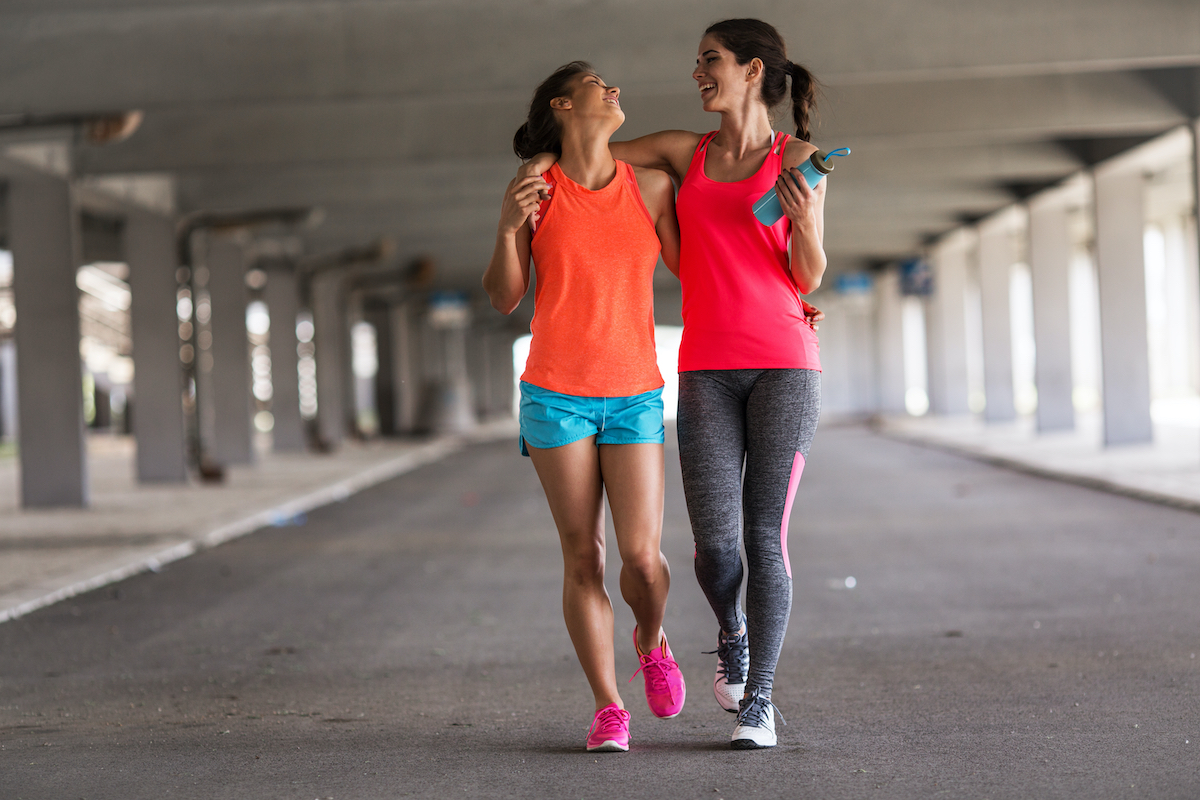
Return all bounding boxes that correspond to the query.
[675,131,821,372]
[521,160,664,397]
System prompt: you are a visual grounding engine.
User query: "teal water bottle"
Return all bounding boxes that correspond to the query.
[752,147,850,226]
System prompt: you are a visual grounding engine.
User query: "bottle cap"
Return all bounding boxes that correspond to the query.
[809,150,835,175]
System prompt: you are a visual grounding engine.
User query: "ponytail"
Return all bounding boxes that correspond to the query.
[788,61,816,142]
[513,61,594,160]
[704,19,820,141]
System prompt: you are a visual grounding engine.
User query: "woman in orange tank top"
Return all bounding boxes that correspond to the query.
[483,62,685,752]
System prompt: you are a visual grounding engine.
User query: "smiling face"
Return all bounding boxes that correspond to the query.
[693,34,759,113]
[553,72,624,131]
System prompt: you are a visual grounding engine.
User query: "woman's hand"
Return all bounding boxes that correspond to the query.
[774,168,824,233]
[516,153,558,183]
[801,299,824,330]
[499,174,550,235]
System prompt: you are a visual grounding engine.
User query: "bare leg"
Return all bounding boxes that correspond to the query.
[599,442,670,655]
[527,437,621,711]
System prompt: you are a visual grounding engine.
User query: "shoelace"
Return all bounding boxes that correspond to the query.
[591,706,630,736]
[737,687,786,728]
[702,628,749,684]
[628,650,682,703]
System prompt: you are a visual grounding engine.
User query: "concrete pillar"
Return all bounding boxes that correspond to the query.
[363,297,395,436]
[206,236,254,465]
[977,214,1019,422]
[0,339,17,441]
[1093,164,1153,445]
[420,295,476,434]
[263,260,304,452]
[925,232,973,415]
[1028,193,1077,432]
[125,210,188,482]
[874,267,907,414]
[311,271,346,449]
[390,300,421,433]
[8,175,88,507]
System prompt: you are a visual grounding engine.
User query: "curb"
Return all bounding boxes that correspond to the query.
[877,425,1200,516]
[0,436,471,624]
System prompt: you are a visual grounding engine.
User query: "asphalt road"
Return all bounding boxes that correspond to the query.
[2,426,1198,799]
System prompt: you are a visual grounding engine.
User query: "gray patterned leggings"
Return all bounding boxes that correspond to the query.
[676,369,822,699]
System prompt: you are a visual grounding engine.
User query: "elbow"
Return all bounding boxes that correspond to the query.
[797,273,823,296]
[485,285,520,315]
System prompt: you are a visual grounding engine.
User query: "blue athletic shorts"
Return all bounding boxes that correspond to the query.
[518,381,665,456]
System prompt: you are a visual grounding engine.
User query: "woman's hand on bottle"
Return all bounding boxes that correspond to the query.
[499,174,550,235]
[774,167,825,232]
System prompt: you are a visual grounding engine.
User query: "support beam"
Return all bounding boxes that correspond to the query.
[925,232,973,415]
[1093,165,1154,445]
[1028,192,1077,432]
[8,174,88,507]
[0,340,16,442]
[125,209,188,481]
[390,300,420,434]
[312,270,346,449]
[978,213,1020,422]
[363,297,395,436]
[263,260,304,451]
[875,267,908,415]
[206,236,254,464]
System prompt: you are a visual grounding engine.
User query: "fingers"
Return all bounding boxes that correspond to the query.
[776,168,816,221]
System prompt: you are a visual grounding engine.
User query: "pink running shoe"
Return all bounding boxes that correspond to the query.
[630,628,687,718]
[586,703,631,752]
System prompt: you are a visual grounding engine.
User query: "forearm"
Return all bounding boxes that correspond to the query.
[789,222,826,295]
[483,231,529,314]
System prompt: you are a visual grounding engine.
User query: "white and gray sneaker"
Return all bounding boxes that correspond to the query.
[704,622,749,713]
[731,687,785,749]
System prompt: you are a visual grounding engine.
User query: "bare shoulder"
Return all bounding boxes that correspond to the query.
[781,137,820,169]
[631,166,675,211]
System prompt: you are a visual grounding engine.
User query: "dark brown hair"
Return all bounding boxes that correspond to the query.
[704,19,818,142]
[513,61,594,160]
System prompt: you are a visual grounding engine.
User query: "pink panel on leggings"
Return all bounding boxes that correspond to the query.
[780,452,805,578]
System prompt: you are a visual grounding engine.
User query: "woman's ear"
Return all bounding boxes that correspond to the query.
[746,57,764,82]
[550,96,572,111]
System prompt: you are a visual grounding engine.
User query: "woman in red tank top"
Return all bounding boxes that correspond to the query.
[483,62,686,752]
[518,19,829,749]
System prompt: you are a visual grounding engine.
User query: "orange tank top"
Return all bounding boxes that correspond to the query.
[521,160,664,397]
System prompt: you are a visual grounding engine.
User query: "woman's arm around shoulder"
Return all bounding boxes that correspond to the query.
[632,166,680,278]
[483,174,545,314]
[611,130,703,184]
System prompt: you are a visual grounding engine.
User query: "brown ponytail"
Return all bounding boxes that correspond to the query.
[704,19,819,141]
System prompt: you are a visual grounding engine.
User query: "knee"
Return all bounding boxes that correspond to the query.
[563,539,605,587]
[622,549,665,586]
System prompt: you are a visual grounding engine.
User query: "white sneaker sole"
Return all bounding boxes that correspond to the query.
[714,677,745,713]
[731,725,777,749]
[586,739,629,752]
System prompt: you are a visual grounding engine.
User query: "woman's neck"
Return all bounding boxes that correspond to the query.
[557,127,617,191]
[715,104,775,160]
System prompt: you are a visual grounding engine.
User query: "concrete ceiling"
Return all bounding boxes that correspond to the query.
[2,0,1199,289]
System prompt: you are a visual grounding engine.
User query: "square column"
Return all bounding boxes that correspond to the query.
[263,261,305,451]
[206,236,254,465]
[389,300,421,433]
[8,174,88,507]
[125,210,188,481]
[874,267,907,414]
[925,232,973,415]
[1028,192,1077,432]
[362,297,395,436]
[0,339,16,442]
[1093,165,1153,445]
[311,271,346,449]
[977,214,1019,422]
